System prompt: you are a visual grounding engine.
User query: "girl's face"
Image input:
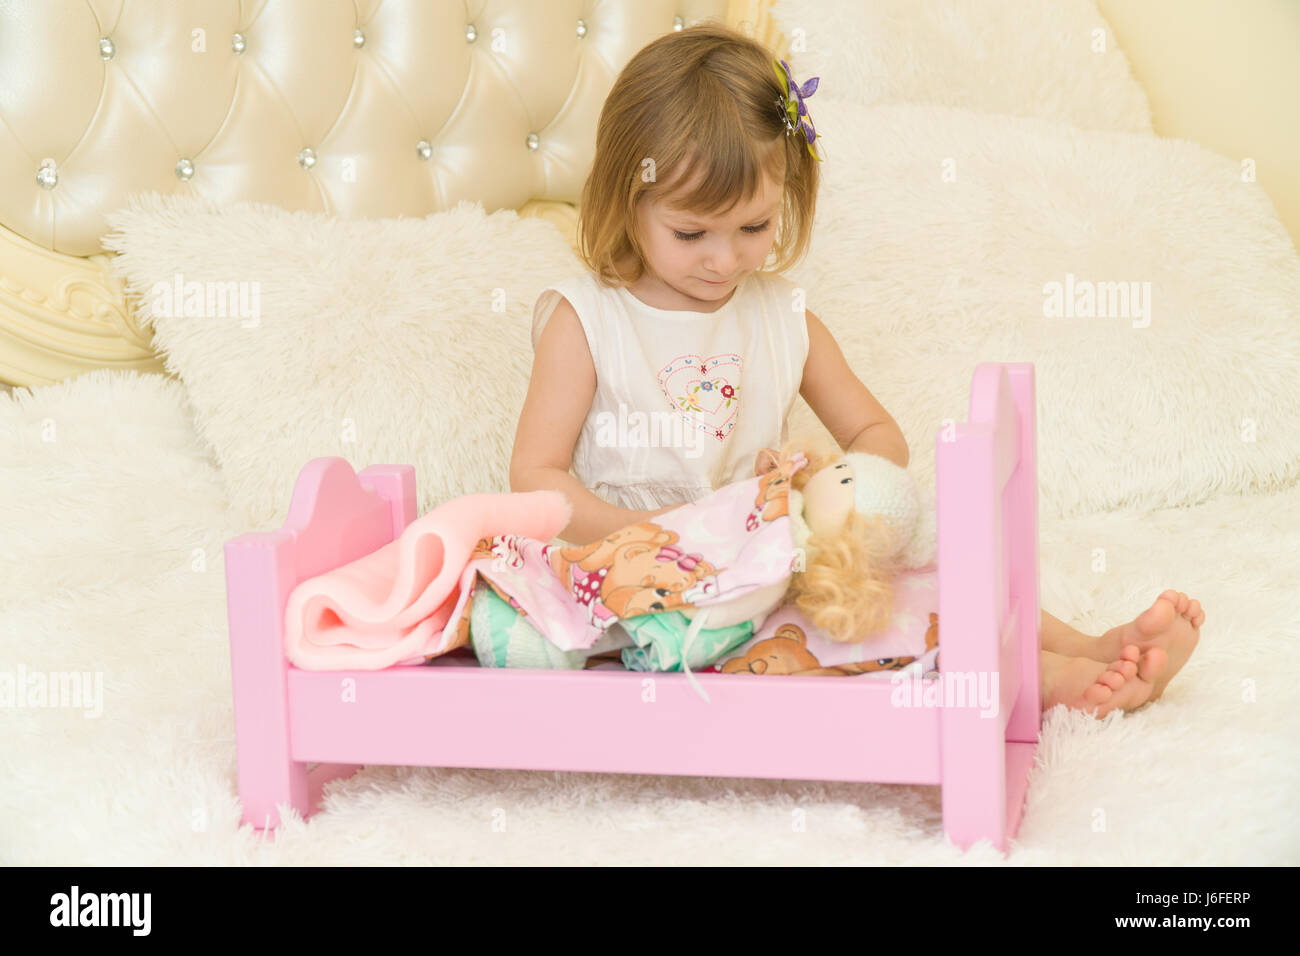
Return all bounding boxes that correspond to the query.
[634,171,783,309]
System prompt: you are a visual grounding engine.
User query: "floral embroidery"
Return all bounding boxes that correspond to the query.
[657,353,742,442]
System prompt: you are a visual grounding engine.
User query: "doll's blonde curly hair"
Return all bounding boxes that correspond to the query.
[764,434,906,643]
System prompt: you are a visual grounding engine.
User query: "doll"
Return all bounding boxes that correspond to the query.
[752,434,933,643]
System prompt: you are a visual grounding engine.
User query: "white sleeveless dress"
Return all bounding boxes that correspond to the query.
[531,270,810,512]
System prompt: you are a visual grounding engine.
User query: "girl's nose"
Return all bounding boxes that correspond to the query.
[705,249,738,276]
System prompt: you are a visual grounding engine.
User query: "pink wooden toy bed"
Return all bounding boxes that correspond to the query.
[223,361,1042,853]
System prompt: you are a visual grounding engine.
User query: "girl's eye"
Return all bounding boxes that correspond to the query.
[672,220,771,242]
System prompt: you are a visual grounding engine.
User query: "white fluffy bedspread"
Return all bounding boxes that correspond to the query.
[2,367,1297,865]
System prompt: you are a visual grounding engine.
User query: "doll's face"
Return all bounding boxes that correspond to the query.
[802,460,856,537]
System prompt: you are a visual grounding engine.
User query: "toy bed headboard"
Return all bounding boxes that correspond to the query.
[0,0,787,389]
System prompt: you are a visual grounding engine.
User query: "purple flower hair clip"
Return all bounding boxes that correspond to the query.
[773,58,823,162]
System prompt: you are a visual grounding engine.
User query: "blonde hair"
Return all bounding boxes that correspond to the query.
[771,434,905,643]
[577,22,822,492]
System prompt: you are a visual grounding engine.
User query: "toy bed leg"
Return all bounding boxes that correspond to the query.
[224,459,416,830]
[224,529,314,829]
[937,363,1040,852]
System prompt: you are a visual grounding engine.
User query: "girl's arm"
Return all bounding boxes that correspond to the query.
[514,465,667,543]
[510,296,667,543]
[799,309,910,467]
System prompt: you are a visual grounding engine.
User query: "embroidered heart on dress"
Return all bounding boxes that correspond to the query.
[657,353,742,442]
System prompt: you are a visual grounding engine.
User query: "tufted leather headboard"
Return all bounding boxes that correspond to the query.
[0,0,788,388]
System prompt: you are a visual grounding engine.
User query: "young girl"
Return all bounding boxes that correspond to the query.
[509,22,1201,718]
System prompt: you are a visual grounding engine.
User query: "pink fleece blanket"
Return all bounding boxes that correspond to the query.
[282,490,572,670]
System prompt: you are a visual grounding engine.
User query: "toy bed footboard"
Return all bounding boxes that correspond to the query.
[224,362,1041,853]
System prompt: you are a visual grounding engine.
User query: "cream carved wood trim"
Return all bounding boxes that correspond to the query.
[0,219,169,388]
[0,0,788,389]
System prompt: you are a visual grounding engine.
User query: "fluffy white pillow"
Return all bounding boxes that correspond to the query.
[770,0,1153,134]
[104,193,582,529]
[785,97,1300,519]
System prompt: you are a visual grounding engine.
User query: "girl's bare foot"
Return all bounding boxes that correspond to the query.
[1084,591,1200,700]
[1041,645,1168,717]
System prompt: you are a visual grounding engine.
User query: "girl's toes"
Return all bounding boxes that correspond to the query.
[1138,646,1168,682]
[1097,658,1136,692]
[1084,682,1113,706]
[1138,599,1175,635]
[1097,669,1125,691]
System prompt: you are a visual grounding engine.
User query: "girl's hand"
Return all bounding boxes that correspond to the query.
[753,447,782,477]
